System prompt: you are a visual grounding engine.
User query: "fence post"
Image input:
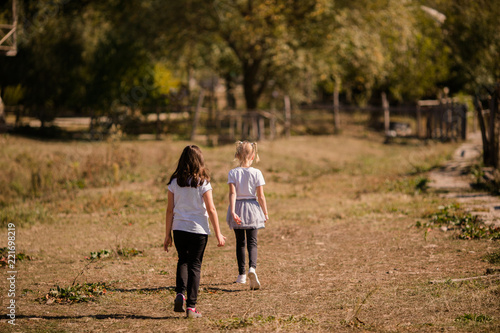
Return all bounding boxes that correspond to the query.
[461,104,467,140]
[237,114,243,139]
[190,90,205,141]
[284,95,291,138]
[251,112,258,140]
[242,114,248,140]
[229,115,235,141]
[258,115,265,140]
[155,106,161,140]
[416,103,422,138]
[333,82,340,133]
[382,92,390,135]
[0,95,5,125]
[270,114,276,140]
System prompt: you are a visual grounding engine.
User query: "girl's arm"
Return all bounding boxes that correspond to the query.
[228,183,242,224]
[164,190,174,252]
[256,185,269,221]
[203,190,226,247]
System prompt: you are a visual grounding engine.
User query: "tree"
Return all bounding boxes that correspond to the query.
[316,0,451,106]
[429,0,500,91]
[157,0,334,110]
[425,0,500,167]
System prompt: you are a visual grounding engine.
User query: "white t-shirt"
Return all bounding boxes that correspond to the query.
[227,167,265,199]
[168,178,212,235]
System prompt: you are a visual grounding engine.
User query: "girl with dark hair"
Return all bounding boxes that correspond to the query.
[164,145,226,318]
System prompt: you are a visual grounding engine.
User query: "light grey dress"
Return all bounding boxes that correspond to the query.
[226,167,266,230]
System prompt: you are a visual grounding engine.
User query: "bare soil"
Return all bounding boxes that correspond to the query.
[429,132,500,228]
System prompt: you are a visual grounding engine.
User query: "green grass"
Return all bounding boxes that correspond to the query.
[38,282,108,304]
[416,204,500,240]
[455,313,493,324]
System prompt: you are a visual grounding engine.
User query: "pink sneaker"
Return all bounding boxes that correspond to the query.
[174,293,186,312]
[186,307,202,318]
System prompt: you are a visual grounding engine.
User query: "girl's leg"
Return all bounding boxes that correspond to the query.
[246,229,258,269]
[185,233,208,309]
[234,229,246,275]
[173,230,189,295]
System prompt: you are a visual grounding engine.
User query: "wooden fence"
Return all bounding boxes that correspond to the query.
[417,99,467,141]
[306,93,468,141]
[219,110,278,142]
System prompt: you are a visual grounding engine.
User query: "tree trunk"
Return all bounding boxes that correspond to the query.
[489,89,499,168]
[242,63,259,110]
[475,95,491,166]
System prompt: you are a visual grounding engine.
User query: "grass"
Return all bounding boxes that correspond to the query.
[417,204,500,240]
[455,313,493,324]
[38,282,108,304]
[0,115,498,332]
[483,251,500,264]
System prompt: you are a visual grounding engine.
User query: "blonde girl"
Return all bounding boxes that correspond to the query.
[164,145,226,318]
[227,141,269,290]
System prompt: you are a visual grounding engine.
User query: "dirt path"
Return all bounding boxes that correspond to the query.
[429,132,500,227]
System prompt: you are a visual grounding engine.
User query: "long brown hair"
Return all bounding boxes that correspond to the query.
[168,145,210,187]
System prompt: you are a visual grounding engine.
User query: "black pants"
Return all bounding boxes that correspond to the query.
[234,228,258,275]
[173,230,208,309]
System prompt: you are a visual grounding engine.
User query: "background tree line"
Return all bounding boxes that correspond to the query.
[0,0,498,130]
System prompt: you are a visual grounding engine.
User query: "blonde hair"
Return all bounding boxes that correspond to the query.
[234,141,260,165]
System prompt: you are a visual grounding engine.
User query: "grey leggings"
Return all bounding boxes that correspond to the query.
[234,229,258,275]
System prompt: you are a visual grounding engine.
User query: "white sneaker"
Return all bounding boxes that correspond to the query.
[248,267,260,290]
[235,274,246,284]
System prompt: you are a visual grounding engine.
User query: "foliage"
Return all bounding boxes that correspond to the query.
[85,247,143,260]
[116,247,143,258]
[87,249,111,260]
[385,175,430,195]
[482,251,500,264]
[158,0,335,109]
[2,0,497,121]
[0,247,33,266]
[455,313,492,324]
[211,315,315,330]
[415,176,430,193]
[38,282,107,304]
[417,204,500,240]
[317,0,450,104]
[0,0,177,125]
[468,163,500,195]
[425,0,500,91]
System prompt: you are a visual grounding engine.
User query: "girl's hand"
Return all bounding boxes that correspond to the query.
[232,212,242,225]
[264,214,269,223]
[164,234,172,252]
[216,233,226,247]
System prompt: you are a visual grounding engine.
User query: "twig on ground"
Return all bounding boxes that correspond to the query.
[430,274,500,284]
[71,258,96,286]
[345,288,378,326]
